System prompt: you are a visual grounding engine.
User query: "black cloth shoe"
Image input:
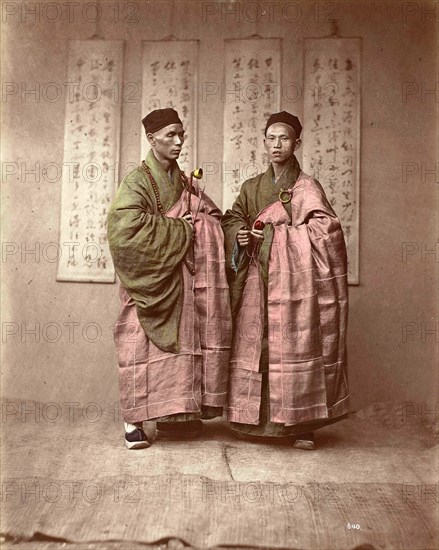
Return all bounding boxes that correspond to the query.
[292,432,315,450]
[156,419,203,440]
[124,422,150,449]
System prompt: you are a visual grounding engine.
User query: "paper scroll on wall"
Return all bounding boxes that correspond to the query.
[141,40,199,174]
[303,38,361,284]
[57,39,124,283]
[223,38,281,211]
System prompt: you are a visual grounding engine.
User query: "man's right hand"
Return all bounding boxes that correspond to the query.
[236,228,251,247]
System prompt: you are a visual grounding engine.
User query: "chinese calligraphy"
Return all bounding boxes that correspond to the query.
[303,38,361,284]
[57,40,123,282]
[223,39,281,211]
[141,41,198,173]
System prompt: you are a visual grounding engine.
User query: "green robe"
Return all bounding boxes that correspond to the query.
[108,150,230,423]
[107,150,193,354]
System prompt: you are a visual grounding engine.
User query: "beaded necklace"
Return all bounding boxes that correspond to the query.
[141,161,195,275]
[142,161,166,214]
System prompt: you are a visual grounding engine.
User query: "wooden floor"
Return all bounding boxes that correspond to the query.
[1,400,437,550]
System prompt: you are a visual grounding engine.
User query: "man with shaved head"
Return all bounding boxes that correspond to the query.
[222,111,350,449]
[108,108,231,449]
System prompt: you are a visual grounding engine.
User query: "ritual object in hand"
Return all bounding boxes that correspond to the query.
[248,220,266,264]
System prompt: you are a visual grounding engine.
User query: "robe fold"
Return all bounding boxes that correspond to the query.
[108,150,232,422]
[222,157,349,433]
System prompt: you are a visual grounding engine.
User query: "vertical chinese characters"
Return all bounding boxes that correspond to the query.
[57,40,124,282]
[223,39,281,211]
[303,39,360,284]
[142,41,199,174]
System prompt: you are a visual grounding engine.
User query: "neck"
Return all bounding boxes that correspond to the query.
[152,151,172,173]
[271,155,296,182]
[272,162,287,182]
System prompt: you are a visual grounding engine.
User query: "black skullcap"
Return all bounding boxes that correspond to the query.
[142,108,183,134]
[264,111,302,137]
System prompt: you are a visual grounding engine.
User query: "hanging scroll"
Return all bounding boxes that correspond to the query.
[223,38,281,211]
[57,39,123,283]
[303,38,361,284]
[141,40,199,174]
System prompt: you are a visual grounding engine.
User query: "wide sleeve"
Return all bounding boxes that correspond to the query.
[221,184,250,273]
[198,189,223,220]
[306,207,348,376]
[107,171,193,353]
[221,185,254,317]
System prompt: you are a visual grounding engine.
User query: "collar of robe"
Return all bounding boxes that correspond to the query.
[257,155,301,207]
[142,150,189,213]
[269,154,301,189]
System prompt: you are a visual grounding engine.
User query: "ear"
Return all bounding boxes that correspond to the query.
[294,139,302,151]
[146,133,155,146]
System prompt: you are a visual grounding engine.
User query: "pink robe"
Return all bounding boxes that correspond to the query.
[226,172,349,426]
[113,188,232,423]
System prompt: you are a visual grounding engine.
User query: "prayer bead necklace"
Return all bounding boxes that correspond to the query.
[142,161,166,215]
[141,161,195,276]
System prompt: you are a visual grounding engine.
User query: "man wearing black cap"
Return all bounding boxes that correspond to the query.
[222,111,349,449]
[108,108,232,449]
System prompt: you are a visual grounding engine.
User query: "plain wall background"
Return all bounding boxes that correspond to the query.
[1,0,437,414]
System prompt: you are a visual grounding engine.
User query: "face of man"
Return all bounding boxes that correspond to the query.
[264,123,300,166]
[147,123,185,165]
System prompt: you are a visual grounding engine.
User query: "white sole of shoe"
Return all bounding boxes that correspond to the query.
[125,439,150,450]
[292,439,316,451]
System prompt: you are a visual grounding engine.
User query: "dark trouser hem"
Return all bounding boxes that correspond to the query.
[230,413,349,438]
[156,419,202,431]
[154,405,223,423]
[231,368,349,437]
[230,429,293,444]
[156,419,203,439]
